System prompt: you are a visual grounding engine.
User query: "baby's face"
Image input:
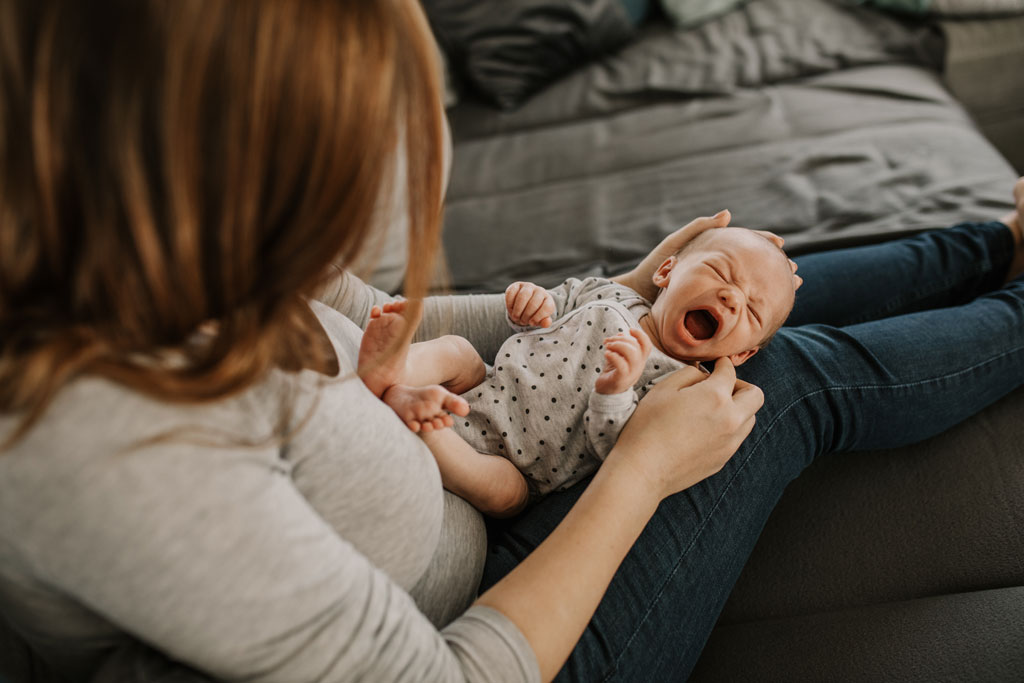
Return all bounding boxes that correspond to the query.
[646,228,797,365]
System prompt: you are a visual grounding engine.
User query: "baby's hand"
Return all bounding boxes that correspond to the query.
[505,281,556,328]
[595,328,653,395]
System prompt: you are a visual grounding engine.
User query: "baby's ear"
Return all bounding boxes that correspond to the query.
[652,256,676,288]
[729,347,759,366]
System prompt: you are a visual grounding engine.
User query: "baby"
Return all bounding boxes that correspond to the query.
[359,227,801,517]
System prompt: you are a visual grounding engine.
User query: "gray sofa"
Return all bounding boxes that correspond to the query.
[2,0,1021,680]
[438,0,1024,680]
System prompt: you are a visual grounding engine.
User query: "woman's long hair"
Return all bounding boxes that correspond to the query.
[0,0,446,446]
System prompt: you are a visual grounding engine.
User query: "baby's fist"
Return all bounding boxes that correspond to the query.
[595,328,653,395]
[505,281,556,328]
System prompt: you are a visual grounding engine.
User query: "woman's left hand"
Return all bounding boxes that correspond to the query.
[612,210,789,301]
[612,211,732,300]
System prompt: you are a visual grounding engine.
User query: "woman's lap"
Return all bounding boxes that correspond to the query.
[483,223,1024,681]
[789,221,1013,326]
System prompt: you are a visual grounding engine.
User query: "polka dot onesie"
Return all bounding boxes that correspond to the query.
[450,277,687,498]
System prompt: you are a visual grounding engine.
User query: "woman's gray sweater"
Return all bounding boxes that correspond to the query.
[0,271,540,682]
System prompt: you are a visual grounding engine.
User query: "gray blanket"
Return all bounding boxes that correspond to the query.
[442,0,1017,292]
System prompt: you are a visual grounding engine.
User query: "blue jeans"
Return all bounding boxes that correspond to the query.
[480,222,1024,682]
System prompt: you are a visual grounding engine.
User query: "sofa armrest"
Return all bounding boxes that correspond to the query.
[941,16,1024,172]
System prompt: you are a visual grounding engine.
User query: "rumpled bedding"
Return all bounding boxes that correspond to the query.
[441,0,1018,292]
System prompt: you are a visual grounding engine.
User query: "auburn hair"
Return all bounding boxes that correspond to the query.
[0,0,446,445]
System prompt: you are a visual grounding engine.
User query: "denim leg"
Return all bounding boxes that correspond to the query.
[482,277,1024,682]
[789,222,1014,327]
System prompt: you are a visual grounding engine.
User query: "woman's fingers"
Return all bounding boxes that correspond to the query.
[612,212,731,299]
[658,211,731,255]
[731,378,765,411]
[751,229,784,249]
[659,364,713,390]
[609,354,766,499]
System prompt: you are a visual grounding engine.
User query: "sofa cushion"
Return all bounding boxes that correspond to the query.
[422,0,639,110]
[718,385,1024,624]
[691,586,1024,682]
[689,385,1024,680]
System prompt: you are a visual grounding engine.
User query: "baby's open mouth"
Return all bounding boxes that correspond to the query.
[684,309,718,341]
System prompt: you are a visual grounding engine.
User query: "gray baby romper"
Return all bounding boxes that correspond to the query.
[451,278,686,497]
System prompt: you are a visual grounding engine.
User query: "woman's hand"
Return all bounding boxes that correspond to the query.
[612,212,732,300]
[607,357,763,500]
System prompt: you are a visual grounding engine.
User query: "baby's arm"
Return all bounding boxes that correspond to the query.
[586,329,653,459]
[584,391,639,463]
[504,277,623,331]
[406,334,486,396]
[359,302,484,432]
[421,429,530,518]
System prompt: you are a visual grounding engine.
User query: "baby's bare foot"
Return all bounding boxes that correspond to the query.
[359,300,421,398]
[382,384,470,433]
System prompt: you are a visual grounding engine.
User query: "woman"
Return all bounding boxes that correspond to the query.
[0,1,1021,681]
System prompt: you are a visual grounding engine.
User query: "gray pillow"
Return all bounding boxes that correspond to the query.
[422,0,642,110]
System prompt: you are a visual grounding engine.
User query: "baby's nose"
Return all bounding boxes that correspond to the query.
[719,287,744,310]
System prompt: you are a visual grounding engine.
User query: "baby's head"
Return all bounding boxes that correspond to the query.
[645,227,798,365]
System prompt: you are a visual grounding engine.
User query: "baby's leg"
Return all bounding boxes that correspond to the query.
[406,334,486,395]
[421,428,529,519]
[360,301,485,398]
[792,176,1024,328]
[789,222,1016,327]
[358,300,421,398]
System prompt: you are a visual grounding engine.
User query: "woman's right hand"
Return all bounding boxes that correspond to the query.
[608,358,764,500]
